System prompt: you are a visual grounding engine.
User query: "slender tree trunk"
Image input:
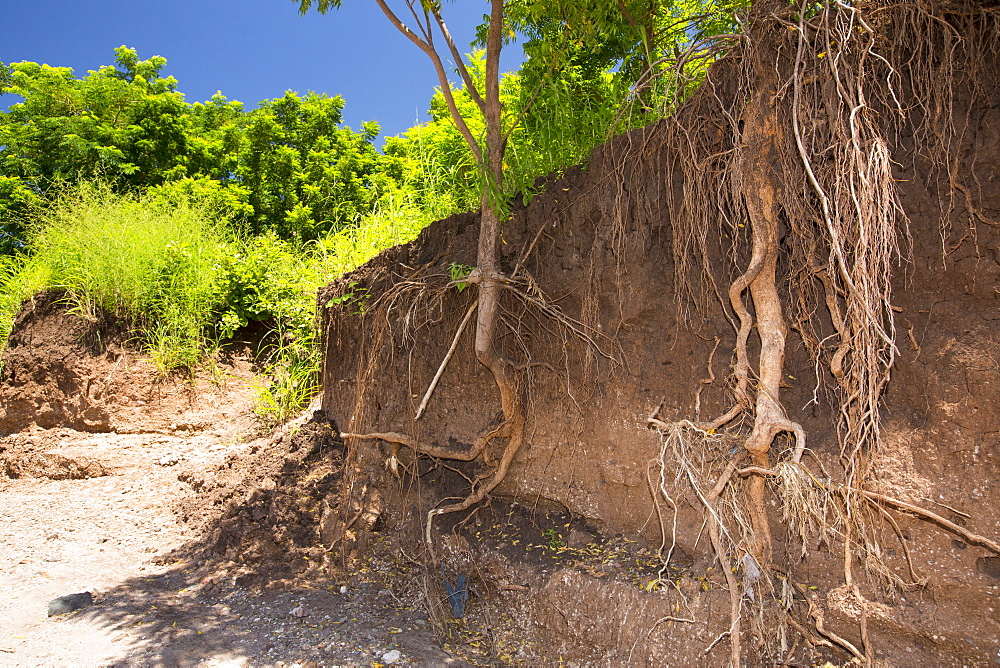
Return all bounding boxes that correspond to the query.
[474,0,513,414]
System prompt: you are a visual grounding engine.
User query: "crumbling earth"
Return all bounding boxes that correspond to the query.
[0,304,464,667]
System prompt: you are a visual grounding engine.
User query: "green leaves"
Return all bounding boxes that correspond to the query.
[0,47,405,247]
[449,263,475,292]
[217,232,317,339]
[238,90,387,240]
[296,0,343,16]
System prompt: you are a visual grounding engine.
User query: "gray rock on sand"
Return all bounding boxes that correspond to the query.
[48,592,94,617]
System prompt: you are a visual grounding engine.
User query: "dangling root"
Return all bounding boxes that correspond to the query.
[705,462,743,668]
[647,417,745,666]
[414,298,479,421]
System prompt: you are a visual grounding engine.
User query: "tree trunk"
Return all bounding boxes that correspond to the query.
[474,0,512,411]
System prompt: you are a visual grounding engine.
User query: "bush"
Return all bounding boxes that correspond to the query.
[0,180,439,423]
[7,182,233,371]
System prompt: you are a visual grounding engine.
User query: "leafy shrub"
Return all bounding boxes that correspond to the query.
[18,182,232,371]
[218,232,319,340]
[217,233,324,424]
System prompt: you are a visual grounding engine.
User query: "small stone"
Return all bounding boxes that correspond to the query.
[978,556,1000,580]
[382,649,402,664]
[48,592,94,617]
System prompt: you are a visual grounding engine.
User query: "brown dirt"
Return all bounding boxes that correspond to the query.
[0,300,464,667]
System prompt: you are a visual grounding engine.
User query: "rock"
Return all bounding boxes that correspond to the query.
[47,592,93,617]
[977,556,1000,580]
[382,649,402,664]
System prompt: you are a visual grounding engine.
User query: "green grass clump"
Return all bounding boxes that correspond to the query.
[316,190,434,276]
[248,193,435,426]
[9,182,232,372]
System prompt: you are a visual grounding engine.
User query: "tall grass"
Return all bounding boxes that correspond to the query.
[236,191,437,426]
[5,182,232,371]
[316,190,434,276]
[0,182,440,425]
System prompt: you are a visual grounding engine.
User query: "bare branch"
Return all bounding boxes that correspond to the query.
[371,0,483,165]
[430,7,487,113]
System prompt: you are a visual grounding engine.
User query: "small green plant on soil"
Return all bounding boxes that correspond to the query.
[542,528,566,552]
[448,263,475,292]
[252,326,320,427]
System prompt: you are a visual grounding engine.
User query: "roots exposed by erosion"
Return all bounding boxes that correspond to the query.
[644,0,1000,664]
[317,0,1000,664]
[729,40,805,571]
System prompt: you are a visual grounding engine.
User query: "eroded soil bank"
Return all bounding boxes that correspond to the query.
[314,5,1000,665]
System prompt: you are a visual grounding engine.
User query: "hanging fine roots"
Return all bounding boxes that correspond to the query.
[644,0,1000,664]
[315,0,1000,663]
[336,247,613,565]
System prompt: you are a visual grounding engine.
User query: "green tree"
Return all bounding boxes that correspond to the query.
[1,47,403,246]
[298,0,528,528]
[295,0,750,555]
[379,1,747,223]
[0,47,209,246]
[236,91,388,240]
[509,0,746,115]
[0,47,192,189]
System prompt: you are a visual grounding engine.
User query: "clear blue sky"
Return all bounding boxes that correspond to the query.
[1,0,522,140]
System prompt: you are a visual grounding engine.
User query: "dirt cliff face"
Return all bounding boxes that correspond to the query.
[0,292,118,433]
[318,23,1000,668]
[0,291,258,438]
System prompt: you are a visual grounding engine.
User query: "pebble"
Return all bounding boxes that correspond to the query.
[382,649,402,664]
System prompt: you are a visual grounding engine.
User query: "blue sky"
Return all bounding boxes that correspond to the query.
[1,0,522,140]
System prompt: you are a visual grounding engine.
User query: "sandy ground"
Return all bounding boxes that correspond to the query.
[0,417,463,668]
[1,428,237,666]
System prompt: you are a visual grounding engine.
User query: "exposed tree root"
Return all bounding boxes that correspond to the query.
[741,462,1000,555]
[414,298,479,421]
[860,489,1000,555]
[705,462,742,668]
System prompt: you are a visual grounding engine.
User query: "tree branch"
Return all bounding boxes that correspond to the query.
[430,8,487,114]
[371,0,483,165]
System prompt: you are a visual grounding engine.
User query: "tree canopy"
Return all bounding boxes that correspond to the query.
[0,47,397,245]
